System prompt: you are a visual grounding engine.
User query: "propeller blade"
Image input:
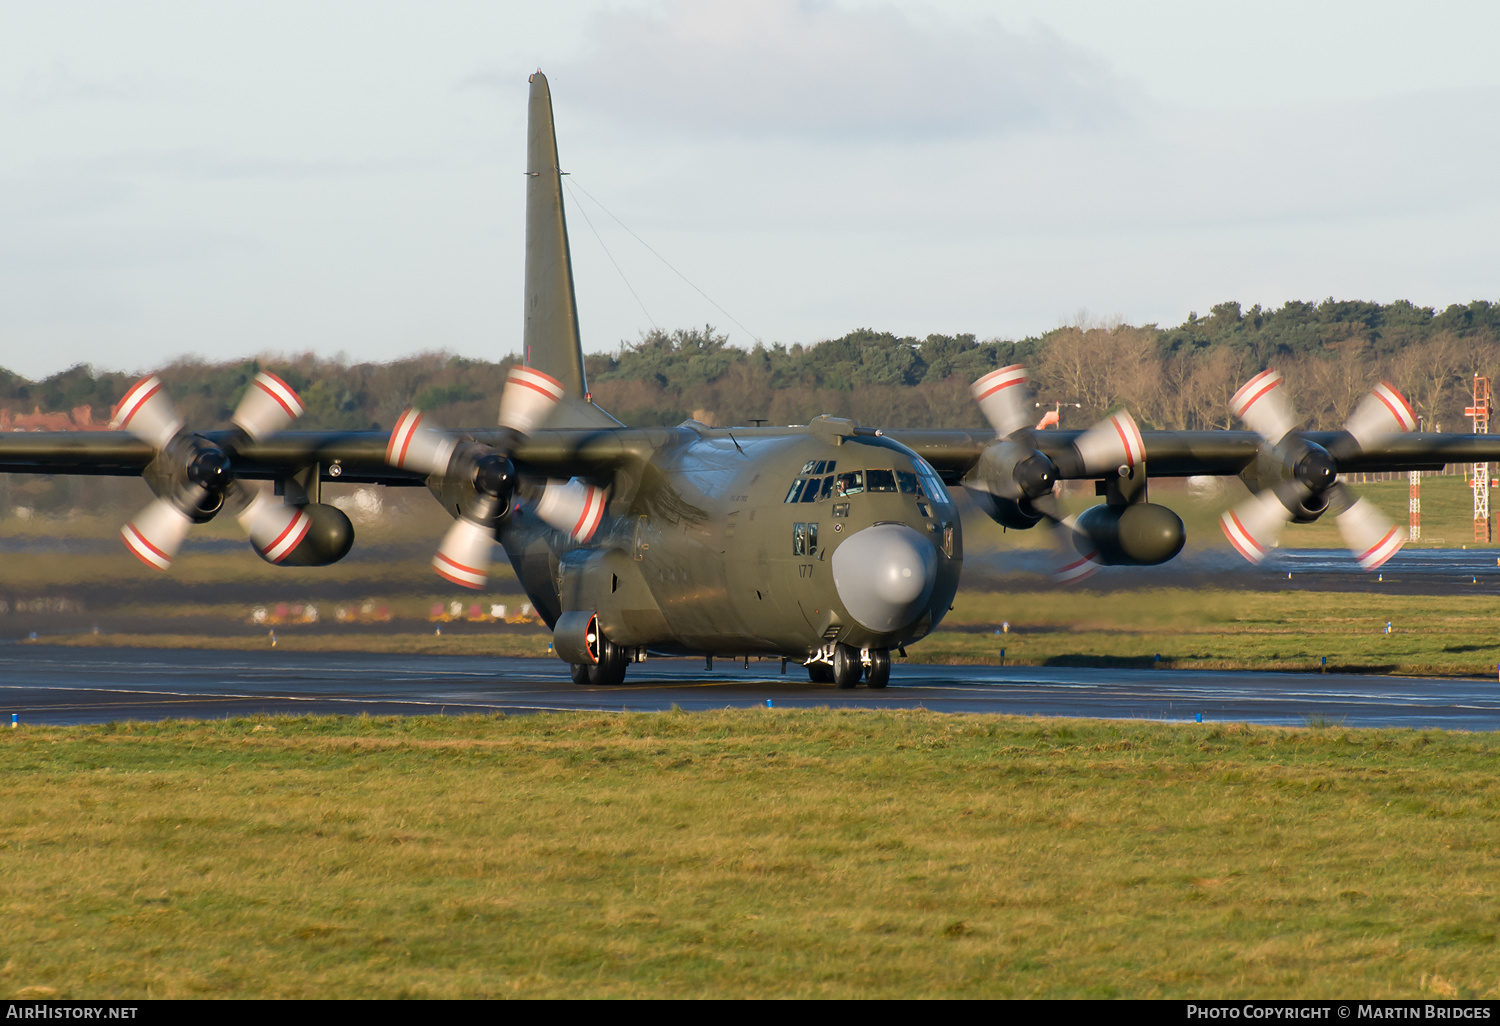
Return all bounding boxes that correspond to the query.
[1073,410,1145,475]
[232,372,306,442]
[1333,486,1403,571]
[1342,381,1417,451]
[1219,489,1292,564]
[970,365,1033,439]
[1028,492,1098,584]
[120,497,194,570]
[1230,369,1297,443]
[1052,515,1099,584]
[431,516,496,589]
[110,375,184,449]
[234,488,313,564]
[498,366,566,435]
[386,408,458,475]
[532,478,608,543]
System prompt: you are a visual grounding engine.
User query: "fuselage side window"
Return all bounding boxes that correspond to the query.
[793,522,806,555]
[897,471,918,495]
[836,471,864,496]
[867,469,897,493]
[807,522,819,555]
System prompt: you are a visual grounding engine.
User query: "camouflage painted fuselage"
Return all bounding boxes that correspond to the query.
[502,422,961,659]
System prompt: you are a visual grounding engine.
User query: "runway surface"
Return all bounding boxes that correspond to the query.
[3,646,1498,731]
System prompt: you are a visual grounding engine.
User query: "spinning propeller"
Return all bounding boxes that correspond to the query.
[968,365,1146,582]
[1219,369,1416,570]
[112,372,309,569]
[386,366,608,589]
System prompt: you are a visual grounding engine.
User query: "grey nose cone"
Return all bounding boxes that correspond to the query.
[831,523,938,633]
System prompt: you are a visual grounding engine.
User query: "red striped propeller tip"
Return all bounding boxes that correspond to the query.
[1371,382,1417,433]
[1220,509,1269,563]
[120,521,174,570]
[253,372,305,418]
[433,551,488,589]
[1230,369,1283,420]
[111,376,165,429]
[971,365,1028,402]
[257,509,312,564]
[507,367,566,402]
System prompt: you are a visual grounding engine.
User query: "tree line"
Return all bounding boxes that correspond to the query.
[4,297,1500,434]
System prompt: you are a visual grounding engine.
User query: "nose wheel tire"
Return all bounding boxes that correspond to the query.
[866,648,890,689]
[832,643,863,689]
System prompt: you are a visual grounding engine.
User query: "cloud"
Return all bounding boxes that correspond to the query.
[557,0,1135,140]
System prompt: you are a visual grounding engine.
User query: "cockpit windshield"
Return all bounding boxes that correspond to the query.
[782,461,950,504]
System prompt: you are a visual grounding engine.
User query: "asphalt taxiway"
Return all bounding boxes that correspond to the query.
[2,646,1497,731]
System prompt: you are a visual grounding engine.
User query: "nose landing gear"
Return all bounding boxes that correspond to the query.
[832,644,862,689]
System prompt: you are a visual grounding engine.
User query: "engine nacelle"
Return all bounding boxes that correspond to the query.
[1074,502,1185,566]
[254,503,355,566]
[968,488,1044,530]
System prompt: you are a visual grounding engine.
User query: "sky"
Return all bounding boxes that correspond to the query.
[3,0,1499,379]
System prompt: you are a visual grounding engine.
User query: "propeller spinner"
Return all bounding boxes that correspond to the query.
[1220,371,1415,570]
[387,366,609,589]
[112,372,309,569]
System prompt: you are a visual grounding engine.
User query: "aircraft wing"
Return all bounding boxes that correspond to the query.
[886,428,1500,481]
[0,427,666,484]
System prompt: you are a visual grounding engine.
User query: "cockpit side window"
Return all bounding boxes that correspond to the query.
[835,471,864,496]
[818,475,834,500]
[897,471,918,494]
[784,479,807,503]
[867,469,897,493]
[916,463,952,504]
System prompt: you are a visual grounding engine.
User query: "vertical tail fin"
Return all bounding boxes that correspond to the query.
[523,72,618,428]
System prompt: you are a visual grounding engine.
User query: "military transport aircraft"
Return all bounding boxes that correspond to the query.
[5,72,1500,689]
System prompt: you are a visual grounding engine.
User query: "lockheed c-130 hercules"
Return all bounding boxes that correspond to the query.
[5,71,1500,690]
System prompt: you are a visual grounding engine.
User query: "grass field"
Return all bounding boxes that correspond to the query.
[2,710,1497,999]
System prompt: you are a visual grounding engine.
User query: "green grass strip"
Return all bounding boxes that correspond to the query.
[2,710,1498,998]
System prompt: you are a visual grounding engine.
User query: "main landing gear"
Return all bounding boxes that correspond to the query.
[569,636,629,686]
[807,643,890,689]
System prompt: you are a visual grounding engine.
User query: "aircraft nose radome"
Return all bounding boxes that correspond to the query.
[831,524,938,633]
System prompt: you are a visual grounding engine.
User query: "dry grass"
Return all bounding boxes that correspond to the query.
[2,710,1498,998]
